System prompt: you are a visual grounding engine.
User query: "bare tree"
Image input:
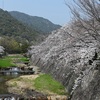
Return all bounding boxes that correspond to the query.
[66,0,100,42]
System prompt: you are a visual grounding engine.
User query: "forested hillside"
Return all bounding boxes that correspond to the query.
[10,11,61,33]
[0,9,40,42]
[0,9,43,53]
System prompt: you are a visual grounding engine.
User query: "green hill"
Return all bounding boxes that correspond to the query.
[0,9,40,42]
[10,11,61,33]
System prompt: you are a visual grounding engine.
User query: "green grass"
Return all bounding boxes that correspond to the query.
[7,55,29,63]
[34,74,66,95]
[0,58,15,68]
[0,54,29,68]
[7,74,67,95]
[20,57,29,63]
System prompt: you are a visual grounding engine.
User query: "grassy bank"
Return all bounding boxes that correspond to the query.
[0,58,15,68]
[0,54,29,68]
[34,74,66,95]
[7,74,67,95]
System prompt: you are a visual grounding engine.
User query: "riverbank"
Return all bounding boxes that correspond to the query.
[6,73,68,99]
[0,54,68,99]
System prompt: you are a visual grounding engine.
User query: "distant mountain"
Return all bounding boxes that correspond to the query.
[10,11,61,33]
[0,9,40,42]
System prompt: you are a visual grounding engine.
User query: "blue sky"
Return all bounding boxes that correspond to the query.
[0,0,72,25]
